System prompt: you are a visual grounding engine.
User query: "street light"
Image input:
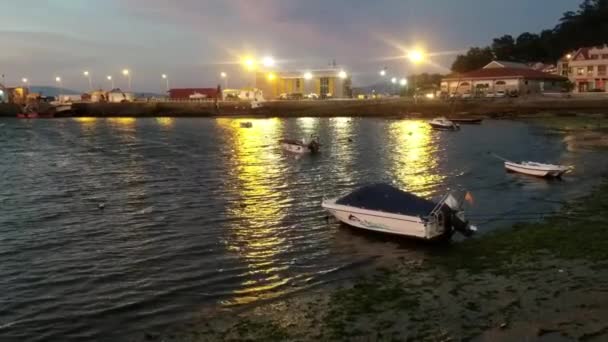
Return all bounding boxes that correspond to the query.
[220,72,228,89]
[242,57,256,71]
[122,69,131,91]
[303,72,313,80]
[266,72,276,81]
[338,70,347,79]
[83,71,93,91]
[391,77,397,84]
[262,56,275,68]
[107,75,114,89]
[407,49,425,64]
[379,69,386,76]
[55,76,63,89]
[399,78,407,86]
[22,78,28,84]
[161,74,169,92]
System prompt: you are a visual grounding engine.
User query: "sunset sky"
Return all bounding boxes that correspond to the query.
[0,0,579,91]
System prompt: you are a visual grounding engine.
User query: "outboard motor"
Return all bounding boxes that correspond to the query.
[442,194,477,237]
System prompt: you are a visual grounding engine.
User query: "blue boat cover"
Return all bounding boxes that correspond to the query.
[336,183,437,217]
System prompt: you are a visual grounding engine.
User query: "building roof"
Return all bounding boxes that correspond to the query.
[484,60,531,69]
[444,67,566,81]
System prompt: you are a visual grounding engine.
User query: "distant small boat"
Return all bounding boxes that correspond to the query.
[429,117,460,131]
[448,118,483,124]
[505,161,571,178]
[322,183,476,240]
[240,122,253,128]
[280,135,320,153]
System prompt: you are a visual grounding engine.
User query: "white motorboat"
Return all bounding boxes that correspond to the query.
[322,183,476,240]
[505,161,571,178]
[280,135,320,154]
[429,117,460,131]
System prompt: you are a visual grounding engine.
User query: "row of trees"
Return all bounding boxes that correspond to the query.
[451,0,608,72]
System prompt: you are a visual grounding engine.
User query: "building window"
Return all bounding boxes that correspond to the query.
[296,79,301,90]
[524,80,529,85]
[590,54,599,60]
[577,67,585,76]
[588,66,594,75]
[603,54,608,59]
[320,77,329,96]
[599,65,607,76]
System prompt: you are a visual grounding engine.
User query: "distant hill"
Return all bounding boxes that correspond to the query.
[29,86,81,97]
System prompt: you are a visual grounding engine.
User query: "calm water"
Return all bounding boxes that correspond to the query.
[0,117,606,341]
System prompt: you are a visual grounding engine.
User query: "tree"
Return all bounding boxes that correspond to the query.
[451,47,495,73]
[491,35,516,60]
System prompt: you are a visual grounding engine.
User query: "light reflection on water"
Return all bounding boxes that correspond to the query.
[1,117,606,341]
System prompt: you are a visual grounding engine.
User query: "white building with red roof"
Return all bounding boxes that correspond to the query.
[557,45,608,93]
[441,61,567,97]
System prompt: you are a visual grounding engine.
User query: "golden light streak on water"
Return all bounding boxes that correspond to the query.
[216,118,292,306]
[73,117,97,125]
[155,117,174,127]
[389,120,443,197]
[108,117,136,125]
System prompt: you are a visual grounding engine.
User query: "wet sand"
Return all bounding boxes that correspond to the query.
[137,120,608,341]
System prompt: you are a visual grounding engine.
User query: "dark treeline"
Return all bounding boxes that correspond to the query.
[451,0,608,73]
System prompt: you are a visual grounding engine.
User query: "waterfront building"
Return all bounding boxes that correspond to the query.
[441,61,566,97]
[556,45,608,93]
[255,68,352,99]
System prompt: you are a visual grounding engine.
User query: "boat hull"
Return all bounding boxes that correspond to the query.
[505,162,567,178]
[281,143,311,153]
[322,200,446,240]
[429,123,459,131]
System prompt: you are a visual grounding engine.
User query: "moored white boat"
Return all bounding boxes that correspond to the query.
[429,117,460,131]
[504,161,571,178]
[322,183,476,240]
[280,136,320,154]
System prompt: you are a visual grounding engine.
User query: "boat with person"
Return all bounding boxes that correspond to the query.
[504,161,572,178]
[280,135,321,154]
[322,183,477,240]
[429,117,460,131]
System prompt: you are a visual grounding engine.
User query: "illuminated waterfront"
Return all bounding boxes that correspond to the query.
[0,117,606,341]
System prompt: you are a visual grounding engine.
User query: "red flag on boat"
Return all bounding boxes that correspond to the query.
[464,191,474,205]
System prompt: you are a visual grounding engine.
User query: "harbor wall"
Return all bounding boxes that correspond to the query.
[2,97,608,118]
[0,103,20,117]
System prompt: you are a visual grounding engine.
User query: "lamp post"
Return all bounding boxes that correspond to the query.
[304,71,313,94]
[122,69,131,91]
[22,78,28,85]
[83,71,92,91]
[161,74,169,92]
[107,75,114,89]
[55,76,63,90]
[220,72,228,89]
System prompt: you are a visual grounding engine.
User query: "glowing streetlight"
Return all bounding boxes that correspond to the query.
[399,78,407,86]
[379,69,386,76]
[107,75,115,89]
[83,71,92,91]
[566,54,572,60]
[122,69,131,91]
[303,72,313,80]
[161,74,169,92]
[262,56,275,68]
[407,49,425,64]
[242,57,256,71]
[220,72,228,89]
[266,72,276,81]
[22,78,28,84]
[338,70,347,79]
[55,76,63,89]
[391,77,397,84]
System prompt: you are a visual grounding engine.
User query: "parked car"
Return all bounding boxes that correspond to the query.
[278,92,303,100]
[495,90,506,98]
[461,92,472,99]
[485,91,495,98]
[305,93,319,99]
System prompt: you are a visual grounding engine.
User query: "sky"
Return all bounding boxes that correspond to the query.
[0,0,580,92]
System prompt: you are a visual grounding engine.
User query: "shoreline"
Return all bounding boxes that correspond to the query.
[2,97,608,118]
[145,179,608,342]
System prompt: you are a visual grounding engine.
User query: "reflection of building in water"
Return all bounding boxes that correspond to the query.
[329,117,355,185]
[389,120,443,197]
[296,117,319,132]
[215,118,293,306]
